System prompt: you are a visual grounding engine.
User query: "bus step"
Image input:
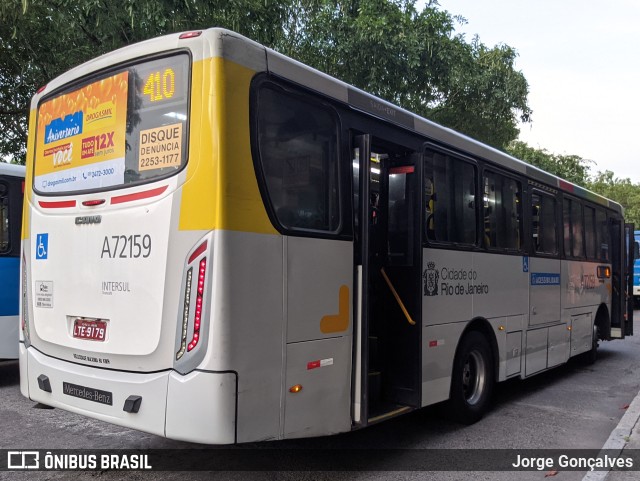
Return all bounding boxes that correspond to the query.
[368,405,412,424]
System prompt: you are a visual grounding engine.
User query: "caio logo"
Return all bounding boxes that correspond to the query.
[7,451,39,469]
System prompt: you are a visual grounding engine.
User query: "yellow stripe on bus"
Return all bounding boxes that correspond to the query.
[22,109,36,240]
[179,57,277,235]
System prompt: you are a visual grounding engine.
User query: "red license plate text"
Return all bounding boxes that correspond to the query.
[73,319,107,341]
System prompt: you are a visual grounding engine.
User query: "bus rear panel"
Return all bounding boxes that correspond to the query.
[21,34,241,443]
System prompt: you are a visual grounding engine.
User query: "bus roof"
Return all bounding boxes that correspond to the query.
[0,162,25,178]
[30,28,622,215]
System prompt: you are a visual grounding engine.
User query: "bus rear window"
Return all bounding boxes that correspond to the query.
[34,53,190,194]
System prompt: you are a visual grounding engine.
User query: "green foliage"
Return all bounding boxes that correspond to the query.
[4,2,640,228]
[588,171,640,227]
[506,141,592,187]
[431,39,531,149]
[280,1,531,149]
[0,0,292,164]
[3,0,639,224]
[506,141,640,225]
[1,0,531,164]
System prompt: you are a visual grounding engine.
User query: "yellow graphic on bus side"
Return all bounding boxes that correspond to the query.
[320,285,350,333]
[178,57,277,235]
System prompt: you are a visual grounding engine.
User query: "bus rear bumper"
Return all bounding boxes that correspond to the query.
[165,369,237,444]
[21,345,237,444]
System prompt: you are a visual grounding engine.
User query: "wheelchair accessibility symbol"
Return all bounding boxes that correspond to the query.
[36,233,48,260]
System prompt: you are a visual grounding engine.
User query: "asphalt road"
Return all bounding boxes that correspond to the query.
[2,317,640,481]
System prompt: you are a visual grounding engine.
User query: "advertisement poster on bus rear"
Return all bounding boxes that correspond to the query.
[34,72,129,193]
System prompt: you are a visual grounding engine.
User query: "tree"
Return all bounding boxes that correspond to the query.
[506,141,592,187]
[279,0,531,149]
[1,0,532,164]
[589,170,640,227]
[430,38,531,149]
[505,141,640,225]
[0,0,293,164]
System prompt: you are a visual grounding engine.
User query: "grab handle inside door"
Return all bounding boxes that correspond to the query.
[380,267,416,326]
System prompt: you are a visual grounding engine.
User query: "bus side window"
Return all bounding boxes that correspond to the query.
[531,193,541,251]
[423,150,476,245]
[596,208,609,261]
[0,182,8,253]
[424,176,435,239]
[564,197,586,259]
[563,198,571,257]
[571,199,584,258]
[483,172,522,250]
[584,205,597,259]
[255,85,340,233]
[532,191,557,255]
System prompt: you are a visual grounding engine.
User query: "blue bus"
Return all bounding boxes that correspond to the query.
[0,162,25,359]
[634,231,640,308]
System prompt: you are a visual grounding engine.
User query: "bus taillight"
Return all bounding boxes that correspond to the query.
[188,257,207,352]
[176,240,209,361]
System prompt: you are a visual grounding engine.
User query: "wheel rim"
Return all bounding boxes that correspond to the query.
[462,349,486,405]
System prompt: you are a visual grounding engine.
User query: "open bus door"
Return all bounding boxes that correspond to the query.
[610,217,631,338]
[352,134,422,426]
[625,223,635,336]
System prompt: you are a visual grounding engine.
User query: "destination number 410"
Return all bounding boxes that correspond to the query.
[143,68,175,102]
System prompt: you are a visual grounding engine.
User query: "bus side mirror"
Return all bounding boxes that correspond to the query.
[634,242,639,260]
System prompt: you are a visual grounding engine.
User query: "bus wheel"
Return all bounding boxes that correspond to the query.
[449,330,494,424]
[583,324,599,365]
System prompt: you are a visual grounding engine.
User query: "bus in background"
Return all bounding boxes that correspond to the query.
[1,162,25,359]
[21,29,634,444]
[633,231,640,308]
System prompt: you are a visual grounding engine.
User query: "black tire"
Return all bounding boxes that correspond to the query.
[582,324,599,365]
[449,330,494,425]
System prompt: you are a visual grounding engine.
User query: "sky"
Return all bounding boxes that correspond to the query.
[424,0,640,183]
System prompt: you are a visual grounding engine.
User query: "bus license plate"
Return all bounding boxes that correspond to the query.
[73,319,107,341]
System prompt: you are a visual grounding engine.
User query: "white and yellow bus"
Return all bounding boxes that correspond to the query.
[20,29,634,444]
